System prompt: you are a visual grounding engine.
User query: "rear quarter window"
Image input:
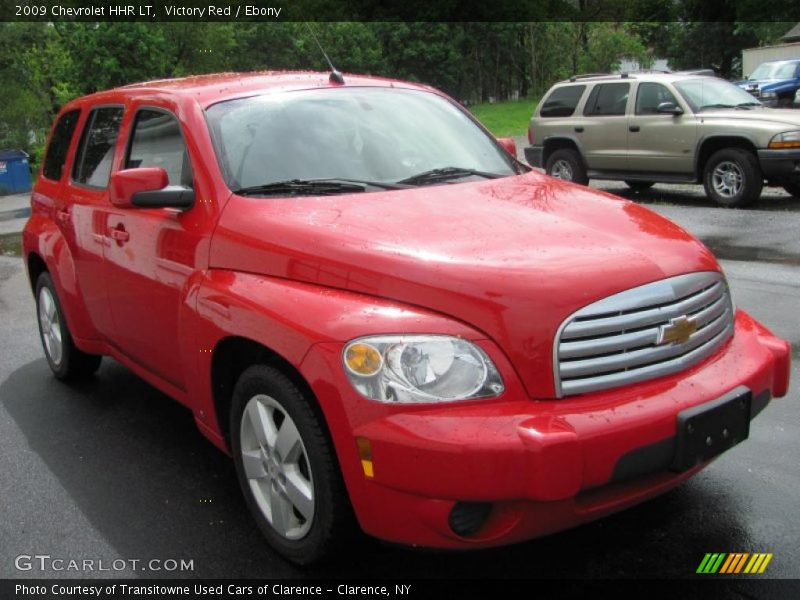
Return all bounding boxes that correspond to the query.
[42,110,80,181]
[539,86,586,118]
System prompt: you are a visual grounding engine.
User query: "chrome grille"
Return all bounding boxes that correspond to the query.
[554,272,734,396]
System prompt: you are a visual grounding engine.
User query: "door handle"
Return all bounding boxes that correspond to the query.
[110,225,130,243]
[629,125,640,132]
[574,127,584,133]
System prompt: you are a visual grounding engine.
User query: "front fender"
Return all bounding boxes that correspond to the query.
[187,269,487,446]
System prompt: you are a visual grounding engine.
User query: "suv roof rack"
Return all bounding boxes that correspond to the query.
[568,73,610,82]
[673,69,717,77]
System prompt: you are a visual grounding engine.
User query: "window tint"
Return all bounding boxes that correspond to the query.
[42,110,80,181]
[635,83,680,115]
[126,110,193,187]
[584,83,630,116]
[540,85,586,118]
[72,107,124,188]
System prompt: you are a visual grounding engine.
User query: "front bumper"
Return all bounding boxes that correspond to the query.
[758,148,800,178]
[302,310,790,549]
[524,145,544,168]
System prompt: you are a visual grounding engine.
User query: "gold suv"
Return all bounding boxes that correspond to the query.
[524,72,800,207]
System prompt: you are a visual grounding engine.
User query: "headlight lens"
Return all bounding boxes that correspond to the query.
[342,335,504,403]
[769,130,800,149]
[760,92,776,99]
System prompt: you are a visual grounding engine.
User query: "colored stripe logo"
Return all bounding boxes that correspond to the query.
[697,553,773,574]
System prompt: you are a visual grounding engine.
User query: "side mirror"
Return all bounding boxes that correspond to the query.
[109,167,194,209]
[657,101,684,116]
[497,137,517,157]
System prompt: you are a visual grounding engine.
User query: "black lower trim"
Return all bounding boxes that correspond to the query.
[610,389,771,484]
[586,169,697,183]
[524,145,543,168]
[758,148,800,178]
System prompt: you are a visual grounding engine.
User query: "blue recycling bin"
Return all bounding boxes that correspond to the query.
[0,149,32,195]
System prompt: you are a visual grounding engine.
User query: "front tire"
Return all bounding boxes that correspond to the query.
[230,365,352,565]
[545,148,588,185]
[703,148,763,208]
[35,272,102,380]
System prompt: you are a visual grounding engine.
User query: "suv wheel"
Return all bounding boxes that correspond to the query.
[703,148,763,208]
[545,149,588,185]
[230,365,352,565]
[624,181,655,192]
[35,272,102,379]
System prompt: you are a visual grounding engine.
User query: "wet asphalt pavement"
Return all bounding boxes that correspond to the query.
[0,187,798,585]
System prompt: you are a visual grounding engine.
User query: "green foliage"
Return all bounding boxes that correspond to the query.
[0,19,794,160]
[470,99,539,137]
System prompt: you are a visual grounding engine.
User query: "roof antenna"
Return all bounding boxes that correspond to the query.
[305,23,345,84]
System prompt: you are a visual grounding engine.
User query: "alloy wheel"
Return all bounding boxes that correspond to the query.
[38,286,63,367]
[711,161,744,199]
[550,159,574,181]
[239,394,315,540]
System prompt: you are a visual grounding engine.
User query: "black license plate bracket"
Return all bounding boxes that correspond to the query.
[671,387,751,472]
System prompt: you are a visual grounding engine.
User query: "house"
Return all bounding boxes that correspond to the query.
[741,23,800,77]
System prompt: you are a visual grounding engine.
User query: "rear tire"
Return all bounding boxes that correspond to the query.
[624,180,655,192]
[230,365,353,565]
[702,148,763,208]
[545,149,588,185]
[35,272,102,380]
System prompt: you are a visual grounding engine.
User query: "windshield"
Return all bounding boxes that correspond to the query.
[205,87,517,193]
[673,78,762,112]
[749,62,798,80]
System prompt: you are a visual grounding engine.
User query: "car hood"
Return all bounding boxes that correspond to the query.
[738,78,794,90]
[210,172,719,398]
[698,107,800,127]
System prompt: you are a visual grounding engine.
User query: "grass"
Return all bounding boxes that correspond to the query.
[0,233,23,257]
[470,99,538,138]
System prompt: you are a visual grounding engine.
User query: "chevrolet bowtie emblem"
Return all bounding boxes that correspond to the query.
[658,315,698,345]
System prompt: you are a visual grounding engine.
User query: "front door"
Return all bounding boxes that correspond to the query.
[626,82,697,174]
[102,107,203,390]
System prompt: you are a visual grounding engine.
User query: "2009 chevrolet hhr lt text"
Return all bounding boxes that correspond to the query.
[24,71,791,564]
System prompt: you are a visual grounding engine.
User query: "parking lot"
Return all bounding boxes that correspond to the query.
[0,186,798,582]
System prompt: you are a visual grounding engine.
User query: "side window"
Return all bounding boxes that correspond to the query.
[539,85,586,118]
[635,83,679,115]
[42,110,80,181]
[126,109,193,187]
[72,107,124,188]
[583,83,630,116]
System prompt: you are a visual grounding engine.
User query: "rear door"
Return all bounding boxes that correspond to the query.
[626,81,697,174]
[60,105,126,338]
[579,82,631,171]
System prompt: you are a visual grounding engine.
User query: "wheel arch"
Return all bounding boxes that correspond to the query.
[26,251,48,292]
[210,336,325,450]
[695,135,760,179]
[542,137,586,169]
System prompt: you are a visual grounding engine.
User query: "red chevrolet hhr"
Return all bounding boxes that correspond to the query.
[24,71,790,564]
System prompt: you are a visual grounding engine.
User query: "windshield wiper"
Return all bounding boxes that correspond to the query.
[232,178,406,197]
[734,102,761,109]
[396,166,505,186]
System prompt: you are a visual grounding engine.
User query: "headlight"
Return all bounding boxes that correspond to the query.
[760,92,776,99]
[769,130,800,149]
[342,335,504,403]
